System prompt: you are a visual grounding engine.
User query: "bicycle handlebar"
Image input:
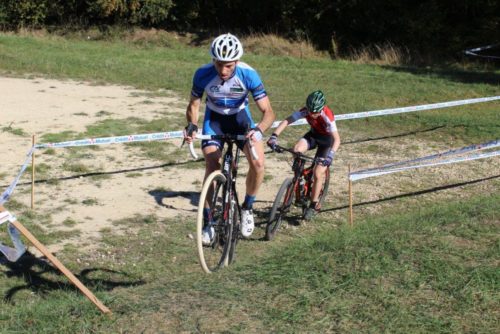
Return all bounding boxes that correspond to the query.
[272,145,318,162]
[187,134,258,160]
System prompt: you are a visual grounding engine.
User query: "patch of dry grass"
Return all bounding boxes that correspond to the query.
[348,42,412,65]
[242,33,328,59]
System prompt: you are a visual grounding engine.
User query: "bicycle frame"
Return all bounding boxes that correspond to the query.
[220,139,241,226]
[197,134,249,272]
[266,145,331,240]
[276,146,319,208]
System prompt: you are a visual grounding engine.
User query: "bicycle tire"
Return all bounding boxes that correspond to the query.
[196,171,232,273]
[266,177,294,241]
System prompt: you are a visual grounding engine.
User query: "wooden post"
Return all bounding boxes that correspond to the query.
[0,205,111,314]
[348,164,353,226]
[31,135,35,210]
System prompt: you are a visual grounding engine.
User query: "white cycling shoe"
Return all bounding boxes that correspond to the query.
[201,225,215,246]
[241,209,255,238]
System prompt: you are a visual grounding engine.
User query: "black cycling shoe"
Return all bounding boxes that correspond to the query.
[303,207,317,221]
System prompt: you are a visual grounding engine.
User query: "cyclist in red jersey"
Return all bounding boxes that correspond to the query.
[267,90,341,220]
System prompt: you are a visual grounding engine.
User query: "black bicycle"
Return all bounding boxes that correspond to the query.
[266,145,330,241]
[189,134,257,273]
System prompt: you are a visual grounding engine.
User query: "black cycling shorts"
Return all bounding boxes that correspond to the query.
[201,109,255,150]
[302,130,333,159]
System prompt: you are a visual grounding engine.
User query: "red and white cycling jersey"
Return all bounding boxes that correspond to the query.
[289,105,337,135]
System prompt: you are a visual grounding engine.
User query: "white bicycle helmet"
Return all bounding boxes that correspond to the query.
[210,33,244,61]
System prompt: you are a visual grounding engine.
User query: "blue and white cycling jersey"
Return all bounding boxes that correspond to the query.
[191,61,268,148]
[191,61,267,116]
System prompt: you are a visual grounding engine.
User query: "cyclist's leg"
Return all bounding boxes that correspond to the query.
[240,141,262,237]
[240,139,264,239]
[305,162,328,220]
[311,164,328,203]
[293,138,308,153]
[234,110,264,202]
[236,110,262,237]
[202,108,224,174]
[201,110,224,216]
[202,145,221,180]
[311,134,333,204]
[243,140,265,197]
[202,145,221,215]
[294,131,315,153]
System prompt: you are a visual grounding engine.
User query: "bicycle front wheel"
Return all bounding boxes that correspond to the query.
[266,177,294,241]
[196,171,232,273]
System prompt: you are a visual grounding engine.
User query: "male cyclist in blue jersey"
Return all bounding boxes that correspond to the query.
[184,33,275,244]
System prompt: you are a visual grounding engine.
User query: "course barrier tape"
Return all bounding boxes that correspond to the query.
[0,210,26,262]
[352,139,499,175]
[0,210,15,225]
[465,43,500,60]
[350,149,500,181]
[0,147,35,206]
[35,131,185,149]
[271,95,500,128]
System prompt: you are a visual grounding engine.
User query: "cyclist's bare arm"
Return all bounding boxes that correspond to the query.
[254,96,275,132]
[185,95,201,143]
[331,130,341,152]
[272,115,297,136]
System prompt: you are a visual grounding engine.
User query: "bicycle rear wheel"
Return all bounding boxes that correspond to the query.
[196,171,232,273]
[266,178,294,241]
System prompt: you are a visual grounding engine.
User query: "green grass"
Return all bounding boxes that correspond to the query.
[0,34,199,91]
[81,198,99,206]
[125,172,142,178]
[62,162,90,173]
[95,110,113,117]
[1,194,497,333]
[0,204,80,247]
[1,126,27,137]
[231,194,499,332]
[40,130,77,143]
[25,163,51,178]
[62,218,78,227]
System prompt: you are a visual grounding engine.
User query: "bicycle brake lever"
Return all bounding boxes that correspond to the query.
[249,140,258,160]
[188,142,198,159]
